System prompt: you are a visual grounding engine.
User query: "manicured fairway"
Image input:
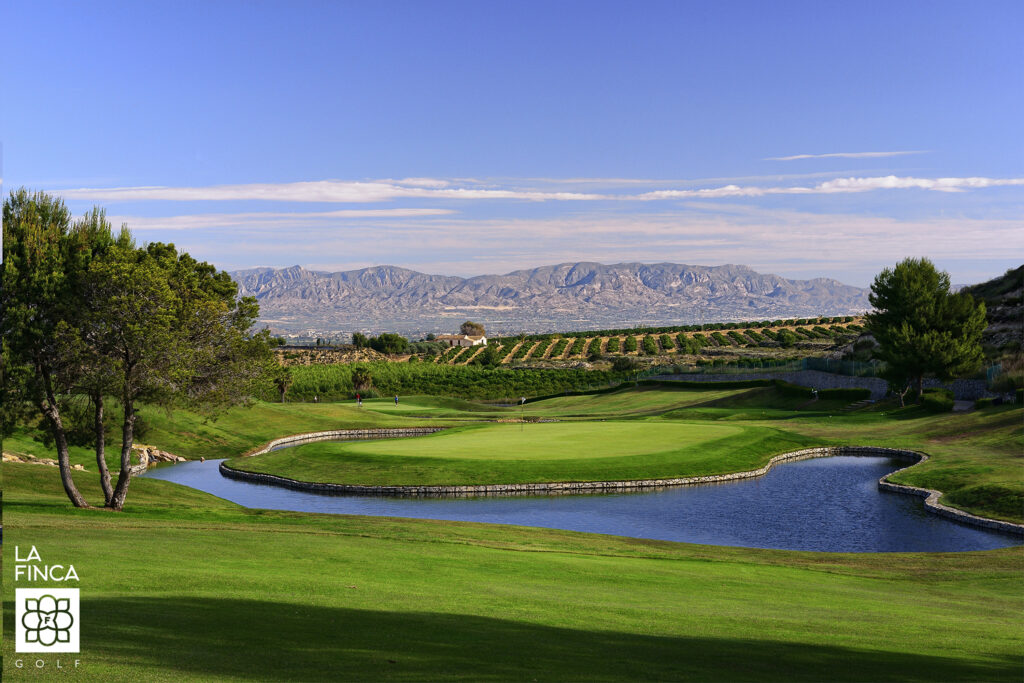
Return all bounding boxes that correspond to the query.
[3,464,1022,682]
[226,421,818,486]
[359,385,753,418]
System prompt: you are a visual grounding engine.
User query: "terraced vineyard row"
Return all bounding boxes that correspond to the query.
[431,321,865,364]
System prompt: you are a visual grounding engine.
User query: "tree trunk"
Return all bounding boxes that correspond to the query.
[108,398,135,511]
[915,375,925,402]
[93,391,113,506]
[39,378,89,508]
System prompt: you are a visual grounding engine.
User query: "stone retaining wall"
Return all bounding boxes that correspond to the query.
[243,427,444,457]
[220,440,1024,536]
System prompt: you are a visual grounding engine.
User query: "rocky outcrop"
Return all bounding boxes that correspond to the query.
[129,444,187,476]
[3,452,86,470]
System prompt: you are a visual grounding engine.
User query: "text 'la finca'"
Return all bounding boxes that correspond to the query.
[14,546,80,582]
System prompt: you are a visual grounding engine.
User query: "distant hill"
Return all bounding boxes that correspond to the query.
[232,262,872,336]
[961,265,1023,351]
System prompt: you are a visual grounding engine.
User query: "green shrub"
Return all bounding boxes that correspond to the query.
[974,398,995,409]
[612,356,639,373]
[547,338,569,359]
[528,338,553,359]
[605,337,621,353]
[642,335,658,355]
[773,380,814,398]
[726,330,749,346]
[623,336,638,353]
[921,388,954,413]
[776,330,797,347]
[711,331,732,346]
[511,340,535,360]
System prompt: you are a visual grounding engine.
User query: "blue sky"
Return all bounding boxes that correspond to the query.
[2,0,1021,285]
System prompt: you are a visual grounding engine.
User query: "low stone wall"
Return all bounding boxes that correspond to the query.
[243,427,445,457]
[878,463,1023,534]
[219,441,1024,536]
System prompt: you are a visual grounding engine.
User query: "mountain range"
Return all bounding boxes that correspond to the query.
[231,262,872,337]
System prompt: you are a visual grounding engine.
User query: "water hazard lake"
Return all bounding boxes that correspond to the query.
[144,454,1020,553]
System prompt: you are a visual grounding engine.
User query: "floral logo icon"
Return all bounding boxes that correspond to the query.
[21,594,75,647]
[15,588,80,653]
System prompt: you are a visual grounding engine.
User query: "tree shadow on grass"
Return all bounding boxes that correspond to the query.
[7,597,1017,682]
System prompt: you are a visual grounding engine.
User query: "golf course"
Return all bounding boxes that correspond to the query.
[4,381,1023,681]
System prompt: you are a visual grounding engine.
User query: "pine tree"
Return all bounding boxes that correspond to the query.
[867,258,986,402]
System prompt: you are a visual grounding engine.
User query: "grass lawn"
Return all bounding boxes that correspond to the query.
[9,384,1021,522]
[225,421,821,486]
[3,464,1023,682]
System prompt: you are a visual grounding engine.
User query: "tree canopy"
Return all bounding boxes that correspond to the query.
[2,189,274,509]
[867,257,986,401]
[460,320,485,336]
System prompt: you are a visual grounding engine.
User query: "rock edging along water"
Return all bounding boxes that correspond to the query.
[219,439,1024,536]
[242,427,445,457]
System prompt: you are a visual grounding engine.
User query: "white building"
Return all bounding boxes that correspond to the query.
[435,334,487,348]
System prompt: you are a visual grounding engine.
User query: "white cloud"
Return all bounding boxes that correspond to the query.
[109,208,455,230]
[56,174,1024,205]
[170,206,1023,286]
[766,151,928,161]
[633,175,1024,199]
[58,180,606,203]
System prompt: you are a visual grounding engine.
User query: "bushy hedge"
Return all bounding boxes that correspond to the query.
[605,337,621,353]
[921,388,954,413]
[773,380,814,398]
[281,362,628,401]
[622,336,638,353]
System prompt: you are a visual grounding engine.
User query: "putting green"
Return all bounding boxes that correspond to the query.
[227,420,814,486]
[341,421,741,460]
